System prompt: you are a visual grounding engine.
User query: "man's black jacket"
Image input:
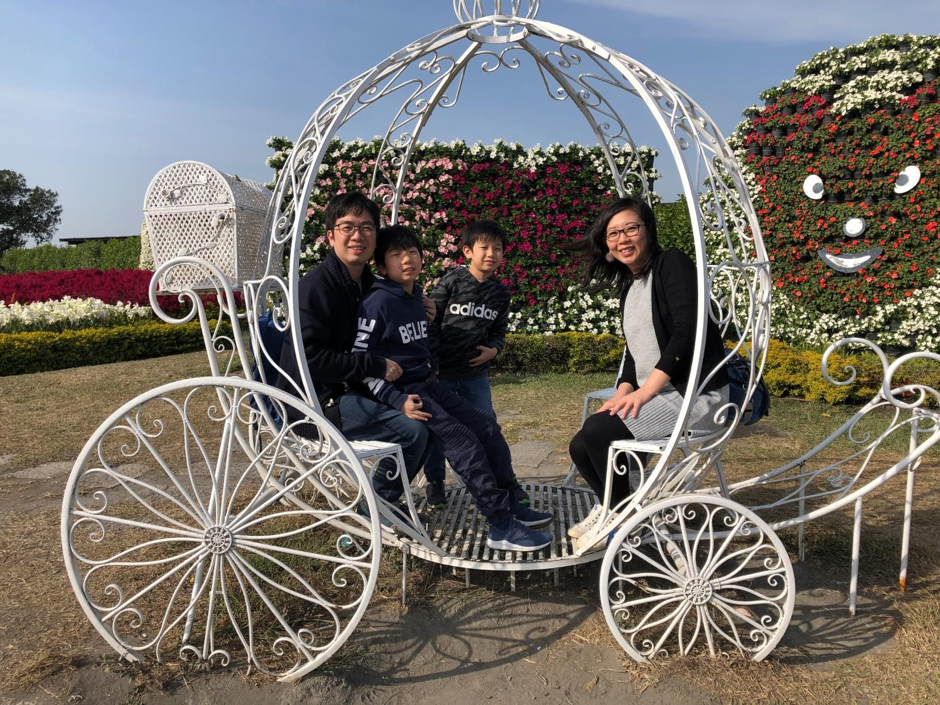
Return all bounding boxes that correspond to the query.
[275,251,386,427]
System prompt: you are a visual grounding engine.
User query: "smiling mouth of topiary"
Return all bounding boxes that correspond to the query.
[817,244,884,273]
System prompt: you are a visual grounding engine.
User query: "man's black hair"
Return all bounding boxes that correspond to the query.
[375,224,423,267]
[324,191,381,231]
[461,218,508,250]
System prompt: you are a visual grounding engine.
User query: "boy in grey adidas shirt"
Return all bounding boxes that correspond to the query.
[425,219,528,507]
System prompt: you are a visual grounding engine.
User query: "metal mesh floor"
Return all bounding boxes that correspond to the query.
[399,482,604,571]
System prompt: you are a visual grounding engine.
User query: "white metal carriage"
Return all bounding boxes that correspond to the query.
[61,0,940,682]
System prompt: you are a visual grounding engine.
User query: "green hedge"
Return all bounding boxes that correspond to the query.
[3,323,937,407]
[0,237,141,274]
[495,332,624,373]
[0,319,230,376]
[496,333,940,406]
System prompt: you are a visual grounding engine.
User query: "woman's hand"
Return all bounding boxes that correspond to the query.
[598,370,671,420]
[598,382,634,415]
[607,387,656,419]
[400,394,431,421]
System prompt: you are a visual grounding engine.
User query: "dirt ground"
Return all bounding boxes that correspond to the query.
[1,358,938,704]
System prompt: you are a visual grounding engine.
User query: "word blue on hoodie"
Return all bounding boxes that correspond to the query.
[353,277,431,410]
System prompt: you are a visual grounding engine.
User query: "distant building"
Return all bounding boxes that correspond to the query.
[59,234,136,246]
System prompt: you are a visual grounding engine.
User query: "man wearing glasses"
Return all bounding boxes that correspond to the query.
[277,192,432,520]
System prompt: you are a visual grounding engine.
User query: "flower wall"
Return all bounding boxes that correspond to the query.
[731,34,940,350]
[265,137,658,334]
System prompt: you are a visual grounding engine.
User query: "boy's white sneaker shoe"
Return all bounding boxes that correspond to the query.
[567,503,604,539]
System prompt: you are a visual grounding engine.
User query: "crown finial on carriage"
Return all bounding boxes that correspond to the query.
[452,0,540,22]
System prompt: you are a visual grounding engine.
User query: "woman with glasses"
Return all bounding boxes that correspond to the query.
[564,197,730,549]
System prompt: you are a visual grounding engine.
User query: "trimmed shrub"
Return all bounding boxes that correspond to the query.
[732,34,940,350]
[0,319,231,376]
[0,237,141,274]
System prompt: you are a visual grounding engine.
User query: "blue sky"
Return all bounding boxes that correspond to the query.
[2,0,938,243]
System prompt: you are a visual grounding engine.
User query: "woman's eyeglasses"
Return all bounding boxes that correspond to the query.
[605,223,645,242]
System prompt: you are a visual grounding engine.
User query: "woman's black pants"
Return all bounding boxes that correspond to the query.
[568,411,642,505]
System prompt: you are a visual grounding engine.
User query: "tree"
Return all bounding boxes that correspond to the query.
[0,170,63,257]
[654,195,694,258]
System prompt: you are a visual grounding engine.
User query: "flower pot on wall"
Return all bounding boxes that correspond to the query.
[762,145,774,156]
[748,143,761,155]
[787,124,798,134]
[772,127,784,138]
[775,145,786,157]
[782,106,795,115]
[822,92,834,102]
[923,70,937,82]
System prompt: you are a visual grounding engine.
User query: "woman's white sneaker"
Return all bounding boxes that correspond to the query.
[575,529,610,554]
[567,503,604,539]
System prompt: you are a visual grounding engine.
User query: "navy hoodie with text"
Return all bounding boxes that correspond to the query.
[353,277,431,411]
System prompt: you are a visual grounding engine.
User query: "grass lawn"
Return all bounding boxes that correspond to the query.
[0,354,938,702]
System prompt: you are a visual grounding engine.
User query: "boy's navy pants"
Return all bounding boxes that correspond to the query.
[400,375,514,524]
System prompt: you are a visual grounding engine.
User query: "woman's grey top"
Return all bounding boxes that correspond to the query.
[621,272,728,441]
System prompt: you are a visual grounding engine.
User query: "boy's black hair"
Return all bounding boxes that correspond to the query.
[375,224,423,267]
[461,219,507,249]
[324,191,381,231]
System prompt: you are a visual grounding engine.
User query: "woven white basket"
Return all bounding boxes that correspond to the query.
[144,161,277,291]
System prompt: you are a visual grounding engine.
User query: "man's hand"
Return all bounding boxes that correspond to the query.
[468,345,498,367]
[422,294,436,322]
[400,394,431,421]
[384,359,403,381]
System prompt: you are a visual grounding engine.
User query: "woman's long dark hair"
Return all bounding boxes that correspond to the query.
[564,196,661,296]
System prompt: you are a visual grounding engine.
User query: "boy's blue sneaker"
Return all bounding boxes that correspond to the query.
[510,503,553,528]
[486,517,552,551]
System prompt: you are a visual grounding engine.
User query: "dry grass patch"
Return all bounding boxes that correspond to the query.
[2,358,939,702]
[0,351,219,472]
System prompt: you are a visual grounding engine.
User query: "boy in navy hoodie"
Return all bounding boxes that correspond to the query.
[353,225,553,551]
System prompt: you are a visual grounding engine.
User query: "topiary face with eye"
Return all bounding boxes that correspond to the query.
[733,34,940,350]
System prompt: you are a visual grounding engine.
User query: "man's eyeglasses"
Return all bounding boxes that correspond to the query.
[605,223,645,242]
[334,223,376,237]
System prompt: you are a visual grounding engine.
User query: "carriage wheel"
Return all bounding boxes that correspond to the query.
[600,494,794,662]
[61,377,381,682]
